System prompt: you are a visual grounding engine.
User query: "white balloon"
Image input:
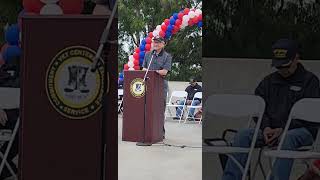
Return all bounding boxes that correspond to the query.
[182,15,190,24]
[153,30,159,37]
[129,67,135,71]
[40,4,63,15]
[129,55,134,61]
[128,61,134,68]
[180,23,187,29]
[156,25,161,31]
[188,11,196,18]
[195,9,202,16]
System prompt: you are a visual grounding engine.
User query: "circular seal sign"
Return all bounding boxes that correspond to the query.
[46,46,105,119]
[130,78,145,98]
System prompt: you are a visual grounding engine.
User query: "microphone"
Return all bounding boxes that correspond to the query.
[143,51,156,82]
[91,0,118,73]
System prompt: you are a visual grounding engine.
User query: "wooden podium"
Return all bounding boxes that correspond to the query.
[20,15,117,180]
[122,70,164,144]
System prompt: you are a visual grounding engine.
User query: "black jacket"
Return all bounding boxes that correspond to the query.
[185,83,202,102]
[255,63,320,138]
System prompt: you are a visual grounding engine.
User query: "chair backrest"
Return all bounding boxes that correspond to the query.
[118,89,123,96]
[277,98,320,150]
[0,88,20,109]
[193,92,202,100]
[204,94,265,118]
[171,91,188,98]
[168,91,188,104]
[290,98,320,123]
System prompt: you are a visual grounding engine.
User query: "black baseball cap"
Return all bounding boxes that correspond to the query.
[271,39,299,67]
[153,36,166,43]
[189,78,196,84]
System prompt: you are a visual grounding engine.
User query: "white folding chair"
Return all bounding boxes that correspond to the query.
[118,89,124,114]
[184,92,202,123]
[165,91,188,123]
[0,87,20,179]
[264,98,320,180]
[203,94,265,180]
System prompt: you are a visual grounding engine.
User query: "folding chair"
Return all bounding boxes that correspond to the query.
[118,89,123,114]
[264,98,320,180]
[203,94,265,180]
[164,91,188,123]
[0,87,20,179]
[184,92,202,123]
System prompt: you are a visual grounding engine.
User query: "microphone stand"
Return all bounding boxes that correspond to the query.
[90,1,118,180]
[136,52,156,146]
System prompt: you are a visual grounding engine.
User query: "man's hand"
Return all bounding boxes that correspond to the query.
[186,100,192,105]
[263,127,283,145]
[156,69,168,77]
[0,109,8,126]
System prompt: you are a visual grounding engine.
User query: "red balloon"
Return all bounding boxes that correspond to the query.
[133,52,139,60]
[188,19,194,26]
[133,60,139,66]
[124,64,129,70]
[161,24,167,31]
[23,0,44,13]
[173,25,180,33]
[159,31,165,37]
[178,13,184,20]
[135,48,140,54]
[146,37,152,44]
[175,19,182,26]
[183,8,190,15]
[148,32,153,38]
[164,19,170,26]
[145,44,151,51]
[198,14,202,21]
[59,0,84,14]
[192,17,199,24]
[134,66,140,70]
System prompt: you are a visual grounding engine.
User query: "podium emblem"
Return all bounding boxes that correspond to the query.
[130,78,145,98]
[46,46,105,119]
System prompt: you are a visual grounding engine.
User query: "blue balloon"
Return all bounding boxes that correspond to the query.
[2,46,21,62]
[139,45,145,51]
[167,25,174,32]
[141,39,146,45]
[173,13,179,20]
[139,51,145,58]
[5,24,20,46]
[197,21,203,27]
[165,33,171,39]
[139,58,144,65]
[119,73,124,78]
[170,18,176,25]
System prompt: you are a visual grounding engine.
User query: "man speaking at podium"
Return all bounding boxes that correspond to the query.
[142,36,172,138]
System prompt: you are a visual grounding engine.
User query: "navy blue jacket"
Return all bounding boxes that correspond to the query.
[255,63,320,138]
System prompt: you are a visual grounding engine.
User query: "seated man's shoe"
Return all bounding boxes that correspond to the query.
[173,117,180,120]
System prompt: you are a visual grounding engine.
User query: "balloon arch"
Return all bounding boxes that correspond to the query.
[123,7,202,72]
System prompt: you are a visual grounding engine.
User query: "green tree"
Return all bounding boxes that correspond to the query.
[204,0,320,60]
[119,0,202,81]
[0,0,22,45]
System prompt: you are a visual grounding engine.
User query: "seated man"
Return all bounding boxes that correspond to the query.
[222,39,320,180]
[0,56,20,180]
[175,78,202,119]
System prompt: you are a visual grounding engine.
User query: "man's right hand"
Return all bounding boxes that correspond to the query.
[0,109,7,126]
[263,127,275,145]
[263,127,283,145]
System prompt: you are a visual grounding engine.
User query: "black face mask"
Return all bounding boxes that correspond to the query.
[275,63,292,70]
